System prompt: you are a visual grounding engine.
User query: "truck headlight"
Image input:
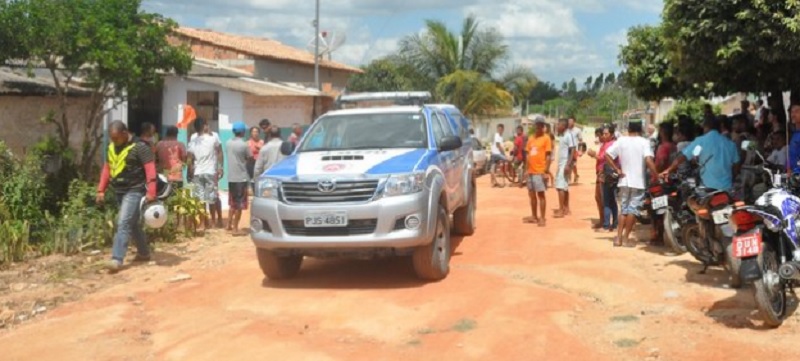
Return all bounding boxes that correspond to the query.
[384,172,425,197]
[257,178,280,199]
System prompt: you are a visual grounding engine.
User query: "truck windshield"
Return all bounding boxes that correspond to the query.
[298,112,428,152]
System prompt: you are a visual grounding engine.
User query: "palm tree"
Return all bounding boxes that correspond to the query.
[435,70,512,117]
[398,14,508,82]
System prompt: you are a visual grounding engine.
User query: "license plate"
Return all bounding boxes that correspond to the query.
[304,211,348,228]
[652,195,668,210]
[733,231,762,258]
[712,208,732,225]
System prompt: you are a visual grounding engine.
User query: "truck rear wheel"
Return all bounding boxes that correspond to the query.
[453,182,476,236]
[256,248,303,280]
[413,204,451,281]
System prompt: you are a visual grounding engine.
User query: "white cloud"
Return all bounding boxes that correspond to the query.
[141,0,653,83]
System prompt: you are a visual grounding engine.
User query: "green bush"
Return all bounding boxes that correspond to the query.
[663,99,722,124]
[44,179,117,256]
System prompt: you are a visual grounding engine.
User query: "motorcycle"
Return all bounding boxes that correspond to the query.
[657,173,691,255]
[682,145,741,288]
[729,141,799,327]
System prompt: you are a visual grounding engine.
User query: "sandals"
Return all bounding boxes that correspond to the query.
[538,219,546,227]
[553,210,565,218]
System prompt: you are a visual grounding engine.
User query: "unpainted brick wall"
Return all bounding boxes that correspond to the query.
[0,95,93,157]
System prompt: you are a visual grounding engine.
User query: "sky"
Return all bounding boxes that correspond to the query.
[142,0,663,85]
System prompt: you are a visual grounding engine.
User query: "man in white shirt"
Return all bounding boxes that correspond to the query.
[568,117,583,183]
[187,117,223,230]
[554,119,577,217]
[767,132,788,168]
[254,127,286,177]
[489,124,506,188]
[605,121,659,247]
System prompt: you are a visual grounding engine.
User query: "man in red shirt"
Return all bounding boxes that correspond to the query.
[513,125,526,186]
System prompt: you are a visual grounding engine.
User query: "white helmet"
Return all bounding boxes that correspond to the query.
[141,200,168,229]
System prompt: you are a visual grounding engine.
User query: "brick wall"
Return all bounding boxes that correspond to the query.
[0,96,93,157]
[243,95,315,128]
[171,35,256,73]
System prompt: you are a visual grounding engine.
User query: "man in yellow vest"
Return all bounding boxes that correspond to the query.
[96,121,158,273]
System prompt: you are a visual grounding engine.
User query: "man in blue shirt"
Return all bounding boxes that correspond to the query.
[661,116,740,191]
[788,104,800,174]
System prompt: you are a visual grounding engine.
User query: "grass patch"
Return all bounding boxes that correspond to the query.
[417,327,437,335]
[407,339,422,347]
[613,338,641,348]
[610,315,640,323]
[451,318,477,333]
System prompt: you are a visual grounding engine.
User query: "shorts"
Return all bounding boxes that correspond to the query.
[192,174,219,204]
[555,165,569,190]
[228,182,249,210]
[489,154,506,165]
[618,187,645,215]
[527,174,546,192]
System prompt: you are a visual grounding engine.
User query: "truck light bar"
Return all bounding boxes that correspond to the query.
[335,91,432,109]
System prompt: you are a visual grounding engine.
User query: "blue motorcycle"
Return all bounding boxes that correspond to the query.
[729,142,800,327]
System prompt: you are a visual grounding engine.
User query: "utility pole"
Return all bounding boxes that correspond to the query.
[313,0,320,91]
[311,0,320,122]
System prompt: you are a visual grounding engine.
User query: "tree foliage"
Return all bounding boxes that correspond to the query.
[663,0,800,94]
[663,99,721,125]
[398,15,507,81]
[347,57,431,92]
[435,70,512,117]
[0,0,192,178]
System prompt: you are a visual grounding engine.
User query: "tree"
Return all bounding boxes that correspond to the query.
[593,73,605,93]
[618,25,696,101]
[662,0,800,96]
[605,73,616,87]
[347,57,431,92]
[663,99,721,124]
[497,65,538,107]
[398,14,507,83]
[435,70,512,117]
[567,78,578,96]
[528,82,561,104]
[584,76,593,92]
[0,0,192,178]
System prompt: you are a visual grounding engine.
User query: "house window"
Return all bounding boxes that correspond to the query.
[187,91,219,131]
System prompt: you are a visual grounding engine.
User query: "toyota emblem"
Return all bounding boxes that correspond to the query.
[317,179,337,193]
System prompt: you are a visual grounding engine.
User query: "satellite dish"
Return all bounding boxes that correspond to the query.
[306,31,347,60]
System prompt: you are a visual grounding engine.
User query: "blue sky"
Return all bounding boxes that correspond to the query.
[143,0,662,85]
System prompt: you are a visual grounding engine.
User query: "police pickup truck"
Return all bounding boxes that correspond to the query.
[250,92,476,281]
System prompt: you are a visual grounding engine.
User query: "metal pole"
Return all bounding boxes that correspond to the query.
[314,0,320,91]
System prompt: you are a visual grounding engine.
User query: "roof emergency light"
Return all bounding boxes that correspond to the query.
[335,91,432,109]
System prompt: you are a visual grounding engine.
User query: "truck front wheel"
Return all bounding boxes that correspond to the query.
[412,204,451,281]
[257,248,303,280]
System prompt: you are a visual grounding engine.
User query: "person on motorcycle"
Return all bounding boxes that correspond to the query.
[660,116,741,192]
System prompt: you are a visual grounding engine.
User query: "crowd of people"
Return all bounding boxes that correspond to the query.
[96,118,302,272]
[496,98,795,248]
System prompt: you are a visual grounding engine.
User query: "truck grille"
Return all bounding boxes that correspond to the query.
[281,180,379,203]
[282,219,378,236]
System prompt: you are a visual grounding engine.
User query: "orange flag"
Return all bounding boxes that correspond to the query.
[177,105,197,129]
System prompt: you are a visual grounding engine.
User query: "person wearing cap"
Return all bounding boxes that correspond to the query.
[226,121,253,234]
[522,116,552,227]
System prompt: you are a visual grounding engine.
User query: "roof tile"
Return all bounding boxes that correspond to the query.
[175,27,363,74]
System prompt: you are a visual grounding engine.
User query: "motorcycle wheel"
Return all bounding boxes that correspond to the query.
[682,224,707,264]
[663,209,687,255]
[724,239,742,289]
[754,243,787,328]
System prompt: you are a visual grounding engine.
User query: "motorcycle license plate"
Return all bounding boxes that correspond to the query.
[733,231,762,258]
[712,208,732,225]
[651,195,668,210]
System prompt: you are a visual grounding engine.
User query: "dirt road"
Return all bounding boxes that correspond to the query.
[2,157,800,361]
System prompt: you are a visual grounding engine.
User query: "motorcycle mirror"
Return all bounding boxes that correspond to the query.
[741,140,751,151]
[692,145,703,158]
